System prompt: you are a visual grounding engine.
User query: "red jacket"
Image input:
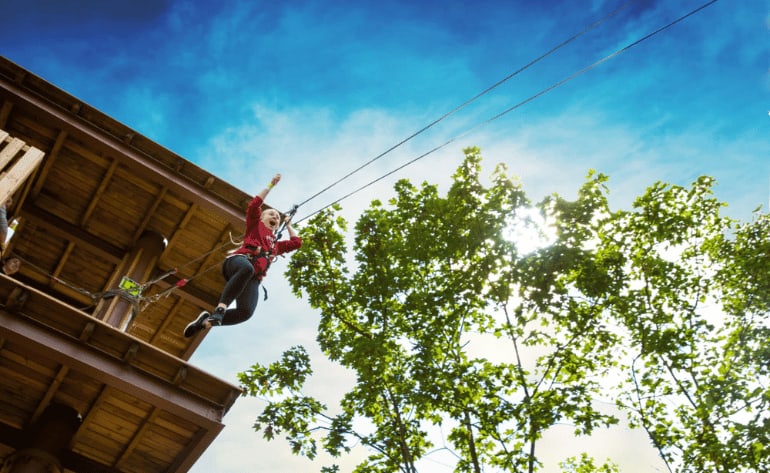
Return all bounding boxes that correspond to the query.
[231,195,302,280]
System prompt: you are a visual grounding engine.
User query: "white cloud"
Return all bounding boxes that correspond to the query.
[158,3,769,470]
[185,82,769,466]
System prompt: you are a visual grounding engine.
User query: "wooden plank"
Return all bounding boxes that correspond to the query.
[117,449,166,473]
[132,186,167,244]
[153,410,197,438]
[105,391,152,421]
[137,426,183,459]
[0,396,28,429]
[0,102,12,129]
[0,363,48,393]
[115,407,157,470]
[51,240,75,281]
[31,365,69,424]
[87,414,135,444]
[8,111,60,148]
[20,205,124,263]
[0,130,8,143]
[1,345,57,374]
[32,144,102,220]
[0,137,24,168]
[0,310,232,424]
[81,158,118,226]
[0,301,239,420]
[162,204,197,257]
[73,431,121,463]
[46,130,111,168]
[165,421,221,473]
[113,161,167,196]
[0,144,44,205]
[29,129,66,199]
[195,224,233,277]
[0,78,248,228]
[148,296,183,346]
[71,384,110,445]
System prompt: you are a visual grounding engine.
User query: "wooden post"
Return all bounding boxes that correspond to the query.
[100,231,166,331]
[0,404,81,473]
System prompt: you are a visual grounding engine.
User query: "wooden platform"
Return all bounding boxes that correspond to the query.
[0,275,239,472]
[0,56,251,471]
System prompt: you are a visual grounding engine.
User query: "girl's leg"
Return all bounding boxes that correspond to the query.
[221,277,260,326]
[184,255,258,336]
[219,255,256,306]
[214,255,260,326]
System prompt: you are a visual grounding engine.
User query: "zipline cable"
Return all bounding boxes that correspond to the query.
[66,0,715,312]
[9,252,102,304]
[294,0,642,210]
[294,0,719,225]
[140,0,646,285]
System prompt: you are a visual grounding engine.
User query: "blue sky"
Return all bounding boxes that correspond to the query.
[3,1,768,472]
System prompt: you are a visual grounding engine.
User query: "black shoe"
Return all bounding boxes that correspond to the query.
[207,309,224,326]
[184,311,210,338]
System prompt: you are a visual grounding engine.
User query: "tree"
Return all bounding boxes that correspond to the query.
[239,147,769,472]
[588,178,770,472]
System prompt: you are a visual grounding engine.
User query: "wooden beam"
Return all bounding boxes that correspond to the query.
[0,310,227,428]
[0,101,13,129]
[153,277,215,310]
[0,78,246,228]
[0,136,24,168]
[30,129,66,200]
[16,265,94,308]
[91,253,131,323]
[149,296,184,346]
[162,203,196,258]
[0,422,124,473]
[114,407,158,470]
[0,140,44,206]
[71,384,110,446]
[30,365,70,424]
[81,158,118,227]
[21,204,124,263]
[197,224,234,278]
[166,422,223,473]
[50,241,76,290]
[132,186,167,245]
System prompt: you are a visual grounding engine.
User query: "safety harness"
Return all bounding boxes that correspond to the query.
[244,245,276,275]
[240,205,298,300]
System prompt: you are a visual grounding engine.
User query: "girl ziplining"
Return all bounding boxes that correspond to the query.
[184,173,302,338]
[182,0,713,339]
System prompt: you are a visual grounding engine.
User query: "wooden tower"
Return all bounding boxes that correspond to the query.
[0,56,249,472]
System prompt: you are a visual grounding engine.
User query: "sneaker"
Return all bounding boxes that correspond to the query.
[207,308,225,326]
[183,311,210,338]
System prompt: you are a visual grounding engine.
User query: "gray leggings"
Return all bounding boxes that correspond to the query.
[218,255,262,326]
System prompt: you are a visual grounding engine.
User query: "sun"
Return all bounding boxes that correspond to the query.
[504,207,556,255]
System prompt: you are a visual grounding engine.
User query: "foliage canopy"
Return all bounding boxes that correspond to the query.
[239,147,769,473]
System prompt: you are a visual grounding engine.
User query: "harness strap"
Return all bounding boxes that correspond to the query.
[245,245,269,255]
[227,253,270,301]
[246,245,278,260]
[243,246,274,301]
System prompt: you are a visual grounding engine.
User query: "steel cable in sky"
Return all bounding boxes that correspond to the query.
[294,0,642,210]
[294,0,719,225]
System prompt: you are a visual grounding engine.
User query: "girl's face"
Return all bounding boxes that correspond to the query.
[3,258,19,275]
[261,209,281,231]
